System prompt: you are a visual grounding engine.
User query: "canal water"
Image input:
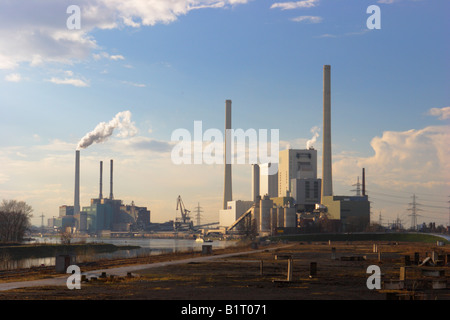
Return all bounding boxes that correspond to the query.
[0,237,236,270]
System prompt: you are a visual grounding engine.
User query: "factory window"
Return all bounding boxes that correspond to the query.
[297,153,311,159]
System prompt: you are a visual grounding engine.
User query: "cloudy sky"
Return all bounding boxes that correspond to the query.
[0,0,448,228]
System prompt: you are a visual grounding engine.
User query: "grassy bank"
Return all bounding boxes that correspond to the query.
[0,243,140,260]
[270,232,450,244]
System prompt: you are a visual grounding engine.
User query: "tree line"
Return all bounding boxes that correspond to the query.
[0,200,33,243]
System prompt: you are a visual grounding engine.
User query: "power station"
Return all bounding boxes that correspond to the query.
[52,152,151,236]
[52,65,370,238]
[220,65,371,236]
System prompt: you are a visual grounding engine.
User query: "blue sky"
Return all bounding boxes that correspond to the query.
[0,0,448,227]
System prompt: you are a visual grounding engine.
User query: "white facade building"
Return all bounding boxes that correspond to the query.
[219,200,254,228]
[260,163,278,198]
[278,148,317,197]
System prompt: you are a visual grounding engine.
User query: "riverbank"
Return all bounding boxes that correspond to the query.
[0,240,251,283]
[0,243,140,261]
[0,240,448,300]
[269,232,450,244]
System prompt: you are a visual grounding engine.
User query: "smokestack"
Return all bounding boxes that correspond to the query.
[321,65,333,200]
[99,161,103,199]
[109,159,114,200]
[362,168,366,196]
[223,100,232,209]
[252,164,260,203]
[74,150,80,215]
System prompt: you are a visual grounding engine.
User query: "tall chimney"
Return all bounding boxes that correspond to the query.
[321,65,333,201]
[251,164,260,204]
[74,150,80,215]
[99,161,103,199]
[362,168,366,196]
[109,159,114,200]
[223,100,232,209]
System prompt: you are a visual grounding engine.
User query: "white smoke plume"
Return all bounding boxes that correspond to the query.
[77,110,137,149]
[306,126,320,149]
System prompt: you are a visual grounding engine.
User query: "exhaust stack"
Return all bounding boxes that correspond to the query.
[99,161,103,199]
[252,164,260,203]
[321,65,333,200]
[74,150,80,215]
[362,168,366,196]
[223,100,232,209]
[109,159,114,200]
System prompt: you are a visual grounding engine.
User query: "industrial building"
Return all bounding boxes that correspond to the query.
[319,65,370,232]
[55,153,151,235]
[59,205,74,217]
[291,178,321,212]
[219,200,253,228]
[321,195,370,232]
[225,196,297,237]
[221,65,371,236]
[277,148,321,212]
[278,148,318,197]
[259,163,278,198]
[218,101,300,235]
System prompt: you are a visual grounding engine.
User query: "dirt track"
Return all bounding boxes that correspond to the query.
[0,241,448,300]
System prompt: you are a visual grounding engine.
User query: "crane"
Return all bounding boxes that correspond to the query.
[174,195,193,231]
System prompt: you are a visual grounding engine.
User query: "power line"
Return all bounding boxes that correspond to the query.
[351,176,361,196]
[193,202,203,226]
[367,188,448,226]
[407,194,422,230]
[370,190,448,204]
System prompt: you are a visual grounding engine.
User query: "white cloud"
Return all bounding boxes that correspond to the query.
[0,1,249,70]
[317,33,337,38]
[378,0,425,3]
[47,77,90,87]
[229,0,250,4]
[5,73,22,82]
[93,52,125,61]
[333,125,450,190]
[428,106,450,120]
[316,29,370,38]
[271,0,319,10]
[110,55,125,61]
[329,124,449,225]
[122,81,146,88]
[291,16,322,23]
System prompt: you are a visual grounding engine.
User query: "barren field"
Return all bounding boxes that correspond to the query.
[0,240,448,301]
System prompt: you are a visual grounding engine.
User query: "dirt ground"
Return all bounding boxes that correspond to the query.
[0,241,448,301]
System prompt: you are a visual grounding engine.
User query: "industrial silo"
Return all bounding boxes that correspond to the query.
[284,207,296,228]
[259,196,272,233]
[270,207,277,234]
[277,207,284,228]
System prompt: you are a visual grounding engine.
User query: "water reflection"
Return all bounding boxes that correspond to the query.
[1,237,235,271]
[0,257,55,270]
